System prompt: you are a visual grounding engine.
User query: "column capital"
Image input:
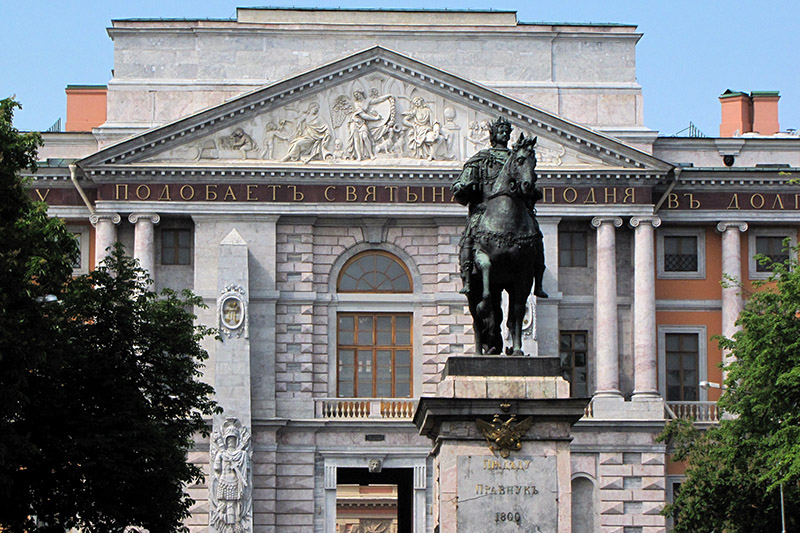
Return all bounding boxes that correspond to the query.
[716,221,748,233]
[629,216,661,229]
[128,212,161,225]
[89,212,121,226]
[591,216,623,228]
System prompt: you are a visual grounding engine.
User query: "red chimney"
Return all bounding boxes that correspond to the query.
[751,91,780,135]
[65,85,107,132]
[719,90,752,137]
[719,89,781,137]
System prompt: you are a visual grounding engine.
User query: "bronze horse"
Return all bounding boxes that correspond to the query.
[466,133,542,356]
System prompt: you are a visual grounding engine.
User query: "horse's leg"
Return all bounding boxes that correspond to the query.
[466,279,483,355]
[509,293,526,356]
[491,291,504,355]
[509,273,534,356]
[474,250,498,354]
[533,238,549,298]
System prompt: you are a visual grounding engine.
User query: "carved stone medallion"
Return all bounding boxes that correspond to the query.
[218,284,247,339]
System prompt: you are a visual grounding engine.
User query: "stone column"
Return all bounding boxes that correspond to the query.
[89,212,121,267]
[717,221,748,373]
[630,216,661,399]
[591,216,623,397]
[128,213,160,279]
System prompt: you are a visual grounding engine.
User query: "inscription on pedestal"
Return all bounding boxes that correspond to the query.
[457,455,557,532]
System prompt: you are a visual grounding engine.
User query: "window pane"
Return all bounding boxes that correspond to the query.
[395,315,411,345]
[162,229,191,265]
[666,334,680,352]
[574,334,586,350]
[376,350,392,370]
[574,352,586,367]
[395,349,411,368]
[684,334,698,351]
[337,252,412,293]
[338,350,354,397]
[339,274,357,291]
[376,316,392,344]
[357,316,373,345]
[357,350,373,397]
[72,233,82,269]
[339,316,354,345]
[559,335,571,351]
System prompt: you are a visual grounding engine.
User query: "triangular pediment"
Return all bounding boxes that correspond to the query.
[78,46,672,176]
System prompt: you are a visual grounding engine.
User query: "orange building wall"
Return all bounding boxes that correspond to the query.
[655,227,722,301]
[65,86,107,132]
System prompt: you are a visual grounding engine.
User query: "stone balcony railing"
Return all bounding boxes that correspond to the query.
[665,401,720,423]
[315,397,417,420]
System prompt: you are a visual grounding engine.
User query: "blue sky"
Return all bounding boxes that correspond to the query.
[2,0,798,137]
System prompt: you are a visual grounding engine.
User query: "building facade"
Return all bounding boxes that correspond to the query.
[28,8,800,533]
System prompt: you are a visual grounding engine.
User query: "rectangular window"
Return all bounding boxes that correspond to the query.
[755,235,789,272]
[69,226,91,275]
[748,229,796,280]
[665,333,699,402]
[663,235,698,272]
[657,228,706,279]
[559,331,588,397]
[559,231,587,267]
[337,313,412,398]
[161,229,191,265]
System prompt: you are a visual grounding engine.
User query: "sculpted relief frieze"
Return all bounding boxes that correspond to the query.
[147,74,603,168]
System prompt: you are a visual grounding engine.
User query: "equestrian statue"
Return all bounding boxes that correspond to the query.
[451,117,547,356]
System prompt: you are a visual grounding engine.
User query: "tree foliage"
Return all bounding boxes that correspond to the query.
[660,248,800,532]
[0,98,219,532]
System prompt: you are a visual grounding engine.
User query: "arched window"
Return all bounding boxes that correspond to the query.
[336,251,413,398]
[337,251,412,293]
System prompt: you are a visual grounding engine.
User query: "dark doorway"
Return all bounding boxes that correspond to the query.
[337,467,414,533]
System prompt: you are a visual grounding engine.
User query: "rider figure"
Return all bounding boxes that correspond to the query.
[451,116,548,298]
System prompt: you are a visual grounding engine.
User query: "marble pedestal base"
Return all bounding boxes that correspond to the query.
[414,357,589,533]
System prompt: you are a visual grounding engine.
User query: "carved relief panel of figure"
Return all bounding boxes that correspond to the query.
[402,96,435,159]
[150,74,506,165]
[210,418,252,533]
[261,120,289,160]
[281,102,332,163]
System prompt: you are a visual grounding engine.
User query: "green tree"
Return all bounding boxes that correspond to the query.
[661,249,800,532]
[0,98,219,532]
[0,97,79,502]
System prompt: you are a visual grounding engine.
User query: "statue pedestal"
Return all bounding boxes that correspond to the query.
[414,357,588,533]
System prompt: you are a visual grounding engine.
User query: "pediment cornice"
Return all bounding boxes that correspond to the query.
[78,46,673,177]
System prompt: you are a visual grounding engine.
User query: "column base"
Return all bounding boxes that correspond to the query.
[632,391,661,401]
[592,390,623,399]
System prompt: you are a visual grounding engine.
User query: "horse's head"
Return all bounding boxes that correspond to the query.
[491,132,538,201]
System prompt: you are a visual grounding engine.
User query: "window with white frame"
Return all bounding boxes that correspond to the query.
[658,326,707,402]
[748,228,796,279]
[666,476,685,531]
[656,227,706,279]
[70,225,91,275]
